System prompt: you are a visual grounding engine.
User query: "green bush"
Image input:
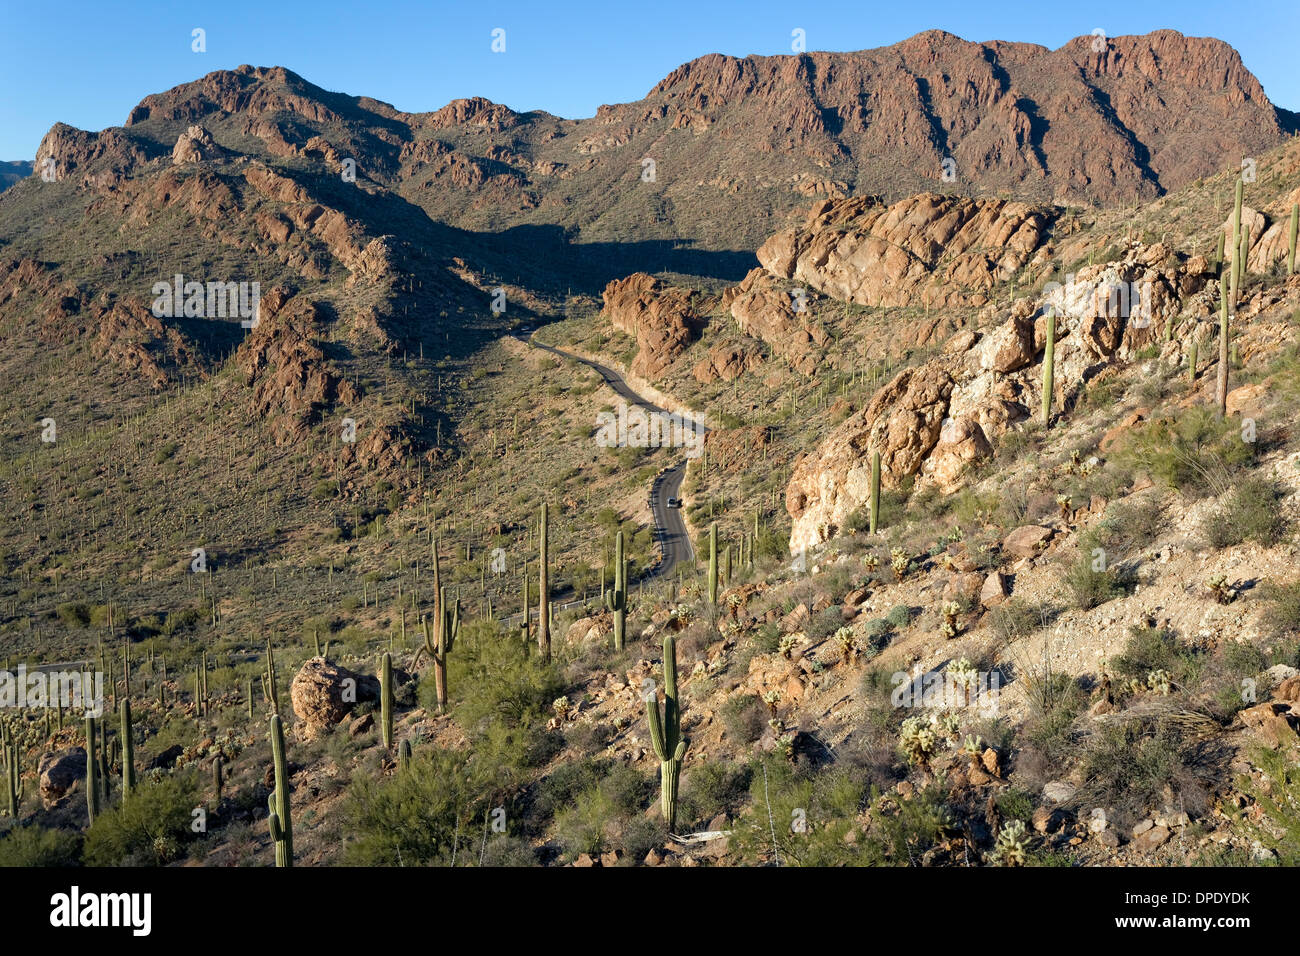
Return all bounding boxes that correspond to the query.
[0,826,82,867]
[885,605,912,629]
[1115,407,1252,498]
[343,748,475,865]
[84,775,199,866]
[1202,476,1289,549]
[681,760,752,826]
[1260,579,1300,637]
[1062,549,1129,610]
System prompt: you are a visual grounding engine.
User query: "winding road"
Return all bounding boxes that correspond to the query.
[523,332,706,590]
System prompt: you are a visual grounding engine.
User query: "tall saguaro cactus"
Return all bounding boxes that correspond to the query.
[267,713,293,867]
[85,716,99,823]
[538,501,550,663]
[1289,203,1298,276]
[869,450,881,534]
[120,699,136,799]
[707,523,718,604]
[1220,180,1244,418]
[1041,308,1056,428]
[379,652,393,750]
[422,587,459,714]
[646,634,688,833]
[4,742,21,818]
[604,530,627,651]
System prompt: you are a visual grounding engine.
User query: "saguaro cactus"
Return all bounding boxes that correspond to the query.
[1218,263,1232,417]
[1041,308,1056,427]
[539,502,550,662]
[707,523,718,604]
[120,699,136,799]
[398,739,412,770]
[422,588,459,714]
[1289,203,1297,275]
[379,652,393,750]
[646,634,688,832]
[213,755,224,802]
[604,530,626,651]
[869,450,881,534]
[85,716,99,823]
[4,742,21,818]
[267,714,293,867]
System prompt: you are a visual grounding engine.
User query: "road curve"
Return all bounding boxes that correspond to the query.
[525,334,707,583]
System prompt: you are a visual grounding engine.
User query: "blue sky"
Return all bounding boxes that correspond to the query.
[2,0,1297,159]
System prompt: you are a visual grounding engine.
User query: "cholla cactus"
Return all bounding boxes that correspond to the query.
[1056,494,1072,519]
[949,657,978,703]
[834,626,858,665]
[1207,574,1234,605]
[863,554,880,573]
[941,601,962,639]
[961,734,984,771]
[891,548,910,581]
[900,716,939,768]
[988,820,1030,866]
[726,592,744,618]
[936,710,961,740]
[552,696,572,721]
[779,635,800,660]
[777,734,796,762]
[1146,669,1173,696]
[761,688,783,715]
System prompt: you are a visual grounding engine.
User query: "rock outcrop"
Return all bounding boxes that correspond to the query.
[785,239,1215,553]
[758,193,1056,309]
[601,273,702,379]
[172,124,227,165]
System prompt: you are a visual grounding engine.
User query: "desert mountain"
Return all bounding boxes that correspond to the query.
[20,29,1295,266]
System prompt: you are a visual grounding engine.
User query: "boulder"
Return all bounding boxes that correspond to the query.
[291,658,379,737]
[1003,525,1053,560]
[979,571,1008,607]
[38,748,87,807]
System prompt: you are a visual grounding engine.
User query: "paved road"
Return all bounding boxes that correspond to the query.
[525,333,707,583]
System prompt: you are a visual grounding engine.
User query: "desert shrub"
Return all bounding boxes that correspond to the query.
[0,826,81,867]
[1115,407,1252,498]
[1112,625,1179,679]
[989,599,1046,644]
[731,757,875,866]
[1020,664,1085,762]
[681,760,752,826]
[1202,476,1289,549]
[1235,747,1300,865]
[1078,719,1217,822]
[885,605,913,629]
[552,786,616,858]
[861,779,955,865]
[343,747,475,865]
[807,606,843,641]
[1092,494,1165,558]
[1260,579,1300,637]
[445,625,565,728]
[721,693,767,743]
[83,775,199,866]
[55,602,91,627]
[1062,543,1130,610]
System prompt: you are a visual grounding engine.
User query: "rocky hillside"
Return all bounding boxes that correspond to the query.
[0,32,1299,872]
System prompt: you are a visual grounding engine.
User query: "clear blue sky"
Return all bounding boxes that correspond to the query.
[2,0,1297,159]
